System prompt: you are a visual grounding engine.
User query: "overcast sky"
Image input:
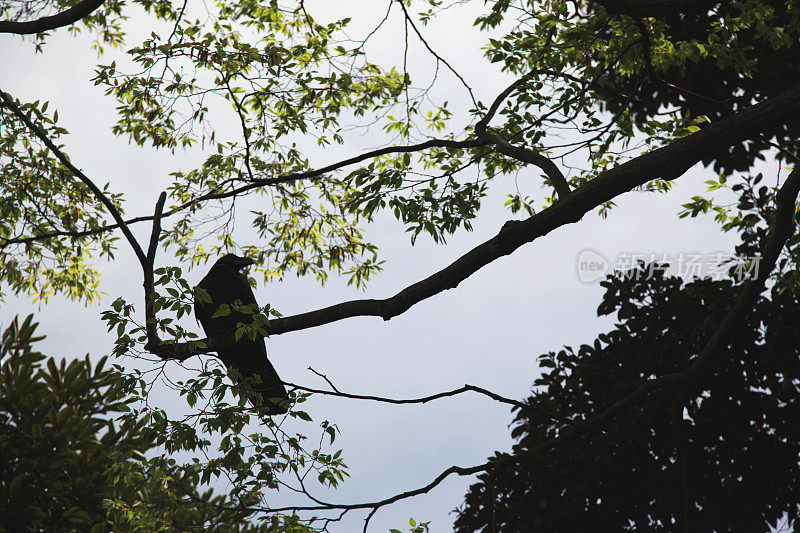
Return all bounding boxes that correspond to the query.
[0,1,747,530]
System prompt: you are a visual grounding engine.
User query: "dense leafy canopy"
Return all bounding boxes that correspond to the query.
[3,0,797,304]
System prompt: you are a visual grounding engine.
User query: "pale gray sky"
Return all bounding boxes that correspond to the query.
[1,2,743,530]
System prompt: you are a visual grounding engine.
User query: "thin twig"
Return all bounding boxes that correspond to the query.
[307,366,341,393]
[395,0,477,107]
[286,378,566,421]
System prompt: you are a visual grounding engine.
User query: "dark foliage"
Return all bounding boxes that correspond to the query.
[0,315,148,532]
[455,187,800,531]
[591,0,800,172]
[0,315,282,531]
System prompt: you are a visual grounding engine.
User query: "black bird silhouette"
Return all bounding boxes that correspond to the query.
[194,253,288,414]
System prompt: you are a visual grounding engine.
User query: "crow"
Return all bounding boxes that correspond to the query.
[194,253,288,415]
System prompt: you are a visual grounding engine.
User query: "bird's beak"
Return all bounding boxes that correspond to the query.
[236,256,255,269]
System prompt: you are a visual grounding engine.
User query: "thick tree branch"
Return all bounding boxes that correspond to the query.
[266,85,800,331]
[145,84,800,360]
[146,193,166,265]
[590,0,722,17]
[0,0,105,34]
[257,161,800,528]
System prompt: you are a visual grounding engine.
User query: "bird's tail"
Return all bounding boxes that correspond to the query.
[232,366,289,415]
